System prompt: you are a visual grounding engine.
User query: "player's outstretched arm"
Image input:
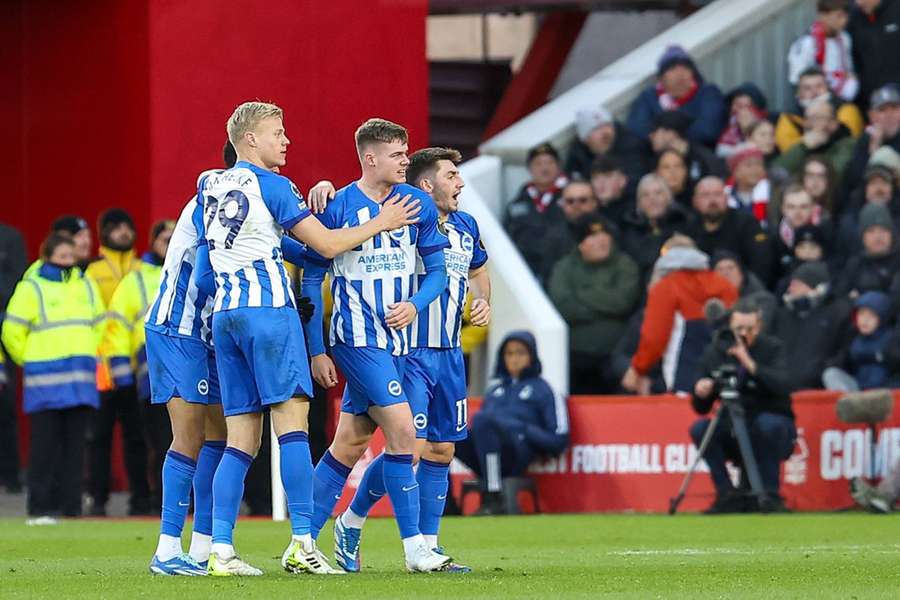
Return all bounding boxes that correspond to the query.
[469,263,491,327]
[290,193,421,259]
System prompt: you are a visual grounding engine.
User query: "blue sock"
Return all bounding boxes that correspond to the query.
[311,451,351,538]
[278,431,314,536]
[211,447,253,545]
[160,450,197,537]
[192,441,225,536]
[348,453,386,518]
[383,453,420,539]
[417,459,450,538]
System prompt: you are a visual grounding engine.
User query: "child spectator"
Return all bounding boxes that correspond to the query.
[788,1,859,102]
[823,291,900,391]
[716,83,769,159]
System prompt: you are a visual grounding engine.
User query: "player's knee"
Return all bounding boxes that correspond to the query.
[170,428,204,459]
[424,441,455,464]
[384,423,416,454]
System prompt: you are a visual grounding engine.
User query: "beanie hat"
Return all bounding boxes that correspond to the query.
[868,146,900,181]
[710,249,744,273]
[793,224,829,252]
[855,290,891,323]
[791,261,830,288]
[858,203,895,236]
[574,105,614,142]
[52,215,89,236]
[98,208,136,233]
[727,143,765,173]
[657,45,695,77]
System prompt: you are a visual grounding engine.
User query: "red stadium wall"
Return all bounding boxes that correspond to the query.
[5,0,428,256]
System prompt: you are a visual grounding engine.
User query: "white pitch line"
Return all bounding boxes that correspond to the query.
[608,544,900,557]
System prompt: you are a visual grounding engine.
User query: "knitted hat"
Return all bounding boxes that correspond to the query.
[793,224,829,251]
[51,215,89,236]
[855,290,891,323]
[657,45,695,77]
[98,208,135,233]
[790,261,830,288]
[868,146,900,180]
[859,203,895,235]
[575,105,614,142]
[864,164,895,184]
[526,142,560,165]
[727,143,765,173]
[710,249,743,272]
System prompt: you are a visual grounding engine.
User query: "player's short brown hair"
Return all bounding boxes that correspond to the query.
[406,147,462,187]
[354,118,408,152]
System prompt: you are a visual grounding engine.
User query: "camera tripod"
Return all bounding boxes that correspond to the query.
[668,387,770,515]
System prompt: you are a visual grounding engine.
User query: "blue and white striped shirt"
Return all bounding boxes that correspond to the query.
[411,211,487,349]
[201,161,310,313]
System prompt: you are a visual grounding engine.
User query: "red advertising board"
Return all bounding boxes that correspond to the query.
[329,392,900,515]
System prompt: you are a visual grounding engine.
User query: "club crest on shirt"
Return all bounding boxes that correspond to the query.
[519,385,533,400]
[460,232,474,253]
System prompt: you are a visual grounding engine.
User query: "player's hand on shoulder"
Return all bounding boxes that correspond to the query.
[311,354,338,388]
[375,193,420,231]
[385,301,417,329]
[470,298,491,327]
[307,180,336,214]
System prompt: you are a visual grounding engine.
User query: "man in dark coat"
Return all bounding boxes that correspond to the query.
[847,0,900,111]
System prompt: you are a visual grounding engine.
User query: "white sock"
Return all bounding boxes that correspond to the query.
[155,534,182,562]
[211,542,235,560]
[341,508,366,529]
[188,532,212,563]
[291,533,313,550]
[401,533,426,558]
[424,534,438,550]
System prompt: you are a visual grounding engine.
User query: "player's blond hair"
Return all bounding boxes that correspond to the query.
[227,101,283,146]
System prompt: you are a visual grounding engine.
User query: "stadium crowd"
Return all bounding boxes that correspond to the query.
[1,0,900,518]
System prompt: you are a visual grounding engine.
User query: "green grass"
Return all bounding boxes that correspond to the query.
[0,514,897,598]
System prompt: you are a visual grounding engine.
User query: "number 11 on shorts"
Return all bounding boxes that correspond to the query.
[456,399,468,432]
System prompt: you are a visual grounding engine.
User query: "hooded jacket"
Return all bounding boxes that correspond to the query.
[630,248,738,393]
[548,241,640,358]
[839,291,900,389]
[481,331,569,456]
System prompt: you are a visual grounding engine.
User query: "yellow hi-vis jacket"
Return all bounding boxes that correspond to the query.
[103,258,161,399]
[85,246,142,391]
[1,266,105,414]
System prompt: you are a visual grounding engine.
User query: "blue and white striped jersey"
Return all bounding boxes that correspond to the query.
[305,182,450,357]
[145,191,215,345]
[411,211,487,349]
[201,161,310,312]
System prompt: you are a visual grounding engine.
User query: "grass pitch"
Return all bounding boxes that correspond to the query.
[1,513,897,598]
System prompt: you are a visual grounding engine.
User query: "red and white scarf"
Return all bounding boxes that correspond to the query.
[656,79,700,111]
[527,175,569,213]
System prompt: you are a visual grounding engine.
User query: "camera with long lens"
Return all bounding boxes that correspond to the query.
[710,362,740,399]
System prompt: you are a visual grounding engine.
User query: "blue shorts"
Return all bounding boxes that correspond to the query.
[146,329,221,405]
[212,307,312,417]
[332,344,408,416]
[405,347,468,442]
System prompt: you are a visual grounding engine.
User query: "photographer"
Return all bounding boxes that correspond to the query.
[690,298,797,513]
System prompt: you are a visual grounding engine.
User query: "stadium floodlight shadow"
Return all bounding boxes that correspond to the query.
[669,374,769,515]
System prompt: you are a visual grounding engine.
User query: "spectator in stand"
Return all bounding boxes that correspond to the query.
[455,331,568,515]
[543,180,599,274]
[774,98,858,182]
[789,0,859,103]
[775,67,864,153]
[621,235,737,395]
[548,215,640,394]
[690,297,797,513]
[648,111,728,190]
[503,142,569,284]
[566,104,646,183]
[823,291,900,390]
[2,233,105,517]
[771,261,852,389]
[711,250,777,328]
[51,216,92,273]
[655,148,694,208]
[775,224,833,296]
[835,160,900,262]
[590,156,635,227]
[85,208,151,517]
[716,82,770,159]
[0,219,26,493]
[748,119,780,167]
[802,155,842,217]
[685,176,775,286]
[627,44,727,147]
[834,203,900,302]
[847,0,900,111]
[771,184,832,281]
[725,143,771,226]
[621,173,695,284]
[844,85,900,192]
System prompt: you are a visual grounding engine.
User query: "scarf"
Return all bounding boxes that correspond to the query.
[656,79,699,111]
[526,175,569,213]
[810,22,851,96]
[779,205,823,247]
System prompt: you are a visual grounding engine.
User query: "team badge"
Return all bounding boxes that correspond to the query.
[414,413,428,430]
[388,380,402,397]
[197,379,209,395]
